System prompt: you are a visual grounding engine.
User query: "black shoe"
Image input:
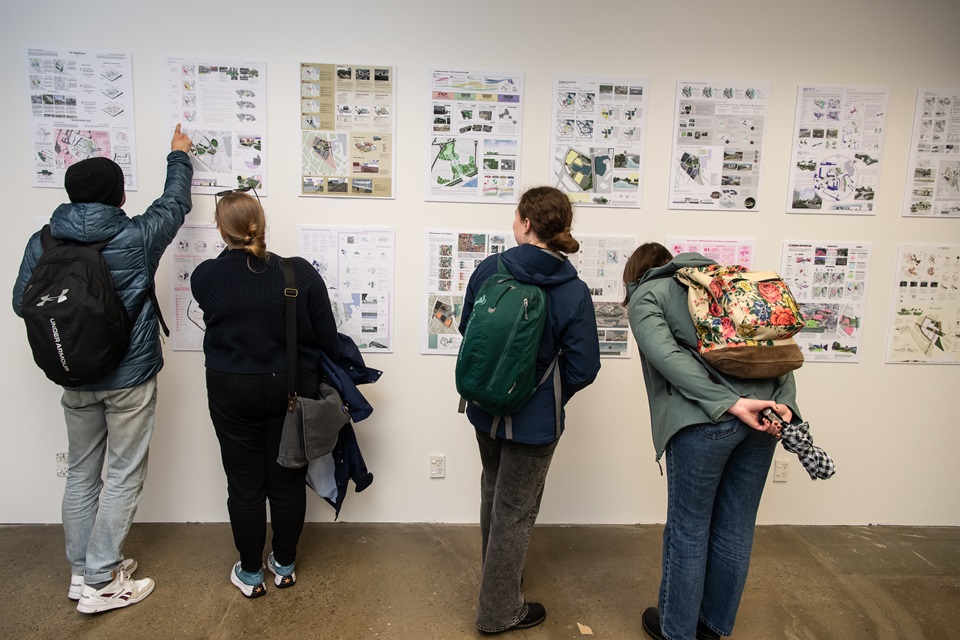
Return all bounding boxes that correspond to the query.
[642,606,722,640]
[479,602,547,634]
[696,620,721,639]
[641,607,667,640]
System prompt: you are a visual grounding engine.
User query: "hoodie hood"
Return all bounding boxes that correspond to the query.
[49,202,128,244]
[625,252,718,303]
[500,243,578,287]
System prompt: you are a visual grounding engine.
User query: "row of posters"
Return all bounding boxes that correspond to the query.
[25,47,958,218]
[168,230,958,365]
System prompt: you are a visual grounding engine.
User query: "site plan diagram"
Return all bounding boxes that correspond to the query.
[902,88,960,218]
[664,236,756,270]
[668,79,770,211]
[780,241,872,363]
[787,85,890,215]
[421,230,516,354]
[28,48,138,190]
[425,69,523,203]
[299,226,396,352]
[300,63,395,198]
[573,235,638,357]
[166,57,267,195]
[168,225,225,351]
[886,244,960,364]
[549,75,649,207]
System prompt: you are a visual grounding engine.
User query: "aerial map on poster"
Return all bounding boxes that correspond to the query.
[549,75,649,207]
[780,241,872,363]
[787,85,890,215]
[886,244,960,364]
[425,69,523,203]
[902,88,960,218]
[299,226,396,352]
[300,62,395,198]
[668,79,769,211]
[167,57,267,194]
[27,47,138,190]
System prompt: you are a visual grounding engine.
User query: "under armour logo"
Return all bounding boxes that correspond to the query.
[37,289,69,306]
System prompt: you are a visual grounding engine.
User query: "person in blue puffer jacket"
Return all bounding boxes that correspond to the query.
[12,126,193,615]
[459,186,601,634]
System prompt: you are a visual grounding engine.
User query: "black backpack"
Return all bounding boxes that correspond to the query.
[21,225,148,386]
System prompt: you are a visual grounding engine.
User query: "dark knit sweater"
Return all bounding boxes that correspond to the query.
[191,249,339,374]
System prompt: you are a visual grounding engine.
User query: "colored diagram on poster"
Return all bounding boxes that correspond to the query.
[187,130,233,173]
[53,129,113,168]
[431,138,479,188]
[303,132,349,176]
[427,295,463,349]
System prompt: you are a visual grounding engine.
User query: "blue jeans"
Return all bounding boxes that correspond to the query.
[475,431,557,632]
[659,418,777,639]
[61,377,157,585]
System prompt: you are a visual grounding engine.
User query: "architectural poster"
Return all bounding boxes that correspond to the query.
[425,69,523,203]
[787,85,890,215]
[780,241,872,363]
[299,226,396,352]
[168,225,224,351]
[668,79,770,211]
[549,75,649,207]
[168,57,267,195]
[664,236,756,270]
[27,47,138,190]
[902,88,960,218]
[421,229,516,354]
[574,235,638,357]
[300,62,396,198]
[886,244,960,364]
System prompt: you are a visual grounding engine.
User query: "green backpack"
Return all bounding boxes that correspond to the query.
[456,256,551,418]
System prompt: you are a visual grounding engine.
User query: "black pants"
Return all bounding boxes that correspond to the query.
[205,368,319,572]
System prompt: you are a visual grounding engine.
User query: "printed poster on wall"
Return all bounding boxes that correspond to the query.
[299,226,396,352]
[574,235,637,357]
[167,57,267,195]
[169,225,225,351]
[664,236,756,270]
[668,79,770,211]
[421,230,516,355]
[779,241,872,363]
[886,244,960,364]
[27,47,138,190]
[787,85,890,215]
[425,69,523,203]
[549,75,649,207]
[300,63,396,198]
[902,88,960,218]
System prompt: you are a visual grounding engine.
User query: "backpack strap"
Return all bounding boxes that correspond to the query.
[484,352,562,440]
[39,225,170,336]
[283,258,299,412]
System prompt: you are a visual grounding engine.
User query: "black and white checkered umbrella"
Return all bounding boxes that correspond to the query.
[780,421,836,480]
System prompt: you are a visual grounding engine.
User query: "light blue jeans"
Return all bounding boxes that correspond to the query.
[659,418,777,639]
[61,377,157,585]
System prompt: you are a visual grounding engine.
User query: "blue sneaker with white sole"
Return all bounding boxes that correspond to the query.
[267,552,296,588]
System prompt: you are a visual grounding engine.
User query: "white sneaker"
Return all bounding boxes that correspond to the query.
[267,552,296,588]
[69,558,138,600]
[230,561,267,598]
[76,569,154,614]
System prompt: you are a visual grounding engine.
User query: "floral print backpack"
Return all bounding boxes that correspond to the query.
[675,265,805,379]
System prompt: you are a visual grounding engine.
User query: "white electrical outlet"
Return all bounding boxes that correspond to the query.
[773,459,789,482]
[56,452,68,478]
[430,454,446,479]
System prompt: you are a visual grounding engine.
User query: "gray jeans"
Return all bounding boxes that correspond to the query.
[475,430,558,632]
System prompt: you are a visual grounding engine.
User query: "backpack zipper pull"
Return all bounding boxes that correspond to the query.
[523,298,528,320]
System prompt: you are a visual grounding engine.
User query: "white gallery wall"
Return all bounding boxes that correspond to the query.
[1,0,958,527]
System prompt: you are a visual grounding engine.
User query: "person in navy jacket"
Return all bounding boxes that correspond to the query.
[459,186,600,634]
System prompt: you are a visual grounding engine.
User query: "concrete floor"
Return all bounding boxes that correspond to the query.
[0,523,956,640]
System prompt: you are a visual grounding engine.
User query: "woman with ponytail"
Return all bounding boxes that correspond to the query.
[459,186,600,634]
[191,189,339,598]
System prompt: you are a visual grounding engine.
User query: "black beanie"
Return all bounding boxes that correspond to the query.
[64,157,125,207]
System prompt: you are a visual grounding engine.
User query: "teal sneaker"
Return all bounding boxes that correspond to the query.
[267,552,296,588]
[230,561,266,598]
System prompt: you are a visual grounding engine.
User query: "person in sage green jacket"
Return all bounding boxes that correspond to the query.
[622,243,800,640]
